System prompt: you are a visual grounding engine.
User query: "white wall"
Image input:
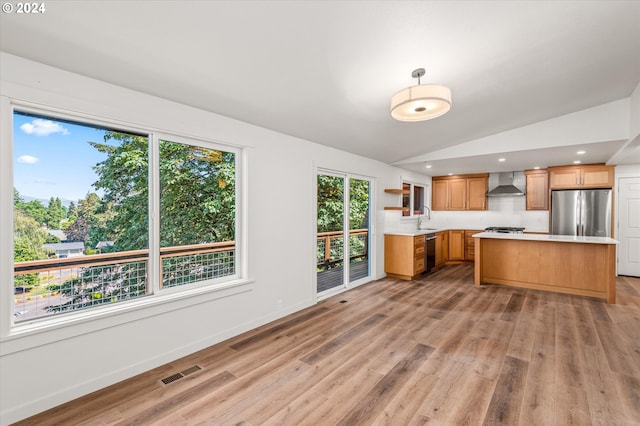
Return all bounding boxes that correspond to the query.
[0,53,421,424]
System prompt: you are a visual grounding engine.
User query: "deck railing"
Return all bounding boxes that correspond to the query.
[13,230,369,322]
[316,229,368,271]
[13,242,235,322]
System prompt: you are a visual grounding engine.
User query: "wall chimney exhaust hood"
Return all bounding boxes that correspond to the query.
[486,172,525,197]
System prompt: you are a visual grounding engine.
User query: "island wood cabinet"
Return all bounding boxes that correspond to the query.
[384,234,425,280]
[524,169,549,210]
[448,230,466,261]
[464,230,481,261]
[548,164,614,189]
[432,174,488,211]
[435,231,449,266]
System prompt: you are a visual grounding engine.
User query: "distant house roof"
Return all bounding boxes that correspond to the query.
[96,241,115,249]
[47,229,67,241]
[43,242,85,251]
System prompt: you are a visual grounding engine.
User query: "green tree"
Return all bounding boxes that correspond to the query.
[90,133,149,250]
[16,200,47,225]
[65,193,113,248]
[89,133,236,250]
[317,175,344,233]
[14,210,51,287]
[158,141,235,246]
[14,187,24,205]
[45,197,65,229]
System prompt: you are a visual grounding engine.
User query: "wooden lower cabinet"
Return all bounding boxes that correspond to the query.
[448,230,465,261]
[384,234,425,280]
[435,231,449,266]
[465,230,481,261]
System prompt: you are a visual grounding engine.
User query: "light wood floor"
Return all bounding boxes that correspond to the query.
[17,264,640,425]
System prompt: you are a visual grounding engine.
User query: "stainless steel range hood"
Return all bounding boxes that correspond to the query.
[486,172,525,197]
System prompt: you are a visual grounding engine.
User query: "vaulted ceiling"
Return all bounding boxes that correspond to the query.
[1,1,639,174]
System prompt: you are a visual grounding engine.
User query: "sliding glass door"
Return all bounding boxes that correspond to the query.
[316,171,371,295]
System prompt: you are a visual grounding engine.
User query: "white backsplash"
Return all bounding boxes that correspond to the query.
[384,195,549,233]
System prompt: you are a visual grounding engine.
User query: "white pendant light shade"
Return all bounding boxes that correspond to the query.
[390,68,452,122]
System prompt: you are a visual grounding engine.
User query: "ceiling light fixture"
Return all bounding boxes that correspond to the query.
[577,150,586,155]
[498,158,506,162]
[573,160,581,164]
[390,68,452,122]
[425,164,432,169]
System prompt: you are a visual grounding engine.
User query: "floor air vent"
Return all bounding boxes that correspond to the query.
[161,365,202,385]
[340,300,348,304]
[161,373,184,385]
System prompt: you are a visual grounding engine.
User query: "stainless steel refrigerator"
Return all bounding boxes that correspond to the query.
[551,189,612,237]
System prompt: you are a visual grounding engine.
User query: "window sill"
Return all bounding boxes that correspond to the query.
[1,278,254,356]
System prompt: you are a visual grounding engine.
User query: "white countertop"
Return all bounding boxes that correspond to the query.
[385,228,446,236]
[472,232,618,245]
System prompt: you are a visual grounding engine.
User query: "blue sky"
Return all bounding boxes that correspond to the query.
[13,112,119,204]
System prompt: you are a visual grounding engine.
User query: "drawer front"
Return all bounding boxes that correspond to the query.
[414,258,425,273]
[414,235,425,245]
[415,244,425,257]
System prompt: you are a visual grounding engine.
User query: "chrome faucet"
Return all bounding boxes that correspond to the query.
[417,205,432,229]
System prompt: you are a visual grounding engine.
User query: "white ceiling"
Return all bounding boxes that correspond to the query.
[1,1,639,175]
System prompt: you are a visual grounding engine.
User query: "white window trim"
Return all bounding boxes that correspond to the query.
[1,99,250,352]
[400,177,429,218]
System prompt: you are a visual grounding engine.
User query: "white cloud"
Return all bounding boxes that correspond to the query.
[17,155,40,164]
[20,119,70,136]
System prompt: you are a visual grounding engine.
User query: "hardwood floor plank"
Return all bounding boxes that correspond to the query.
[592,314,639,377]
[229,306,331,350]
[614,372,640,423]
[580,339,629,425]
[519,297,556,426]
[554,297,592,425]
[483,356,528,425]
[115,371,235,425]
[371,371,440,425]
[505,292,539,361]
[335,343,434,425]
[500,290,527,321]
[300,313,387,365]
[414,360,476,423]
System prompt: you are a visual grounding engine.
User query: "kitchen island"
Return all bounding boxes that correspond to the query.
[473,232,618,303]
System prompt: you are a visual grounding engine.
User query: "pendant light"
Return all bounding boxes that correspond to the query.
[390,68,452,122]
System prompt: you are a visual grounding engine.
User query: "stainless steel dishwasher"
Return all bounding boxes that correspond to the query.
[425,233,437,273]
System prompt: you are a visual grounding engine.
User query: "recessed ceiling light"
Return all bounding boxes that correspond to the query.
[577,150,586,155]
[573,160,581,164]
[498,158,506,162]
[425,164,432,169]
[533,166,541,170]
[448,173,453,176]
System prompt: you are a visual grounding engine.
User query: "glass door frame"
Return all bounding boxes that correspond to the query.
[315,168,374,299]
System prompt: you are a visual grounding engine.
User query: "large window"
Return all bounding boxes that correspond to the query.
[11,110,239,324]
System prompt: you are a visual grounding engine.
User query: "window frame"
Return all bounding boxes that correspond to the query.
[2,101,249,345]
[401,179,426,217]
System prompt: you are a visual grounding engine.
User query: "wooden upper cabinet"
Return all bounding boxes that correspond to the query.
[525,169,549,210]
[467,177,488,210]
[582,166,615,188]
[549,164,614,189]
[431,174,488,211]
[432,180,449,211]
[448,179,467,210]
